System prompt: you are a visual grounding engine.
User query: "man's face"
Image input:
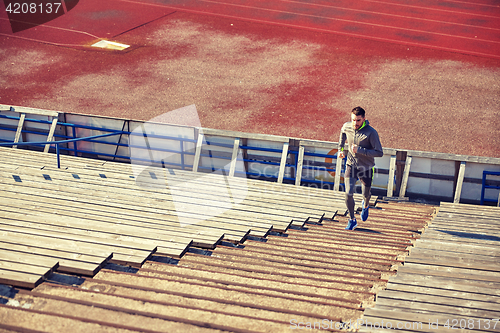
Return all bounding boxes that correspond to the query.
[351,113,365,130]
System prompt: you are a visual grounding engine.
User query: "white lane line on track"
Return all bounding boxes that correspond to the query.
[277,0,500,32]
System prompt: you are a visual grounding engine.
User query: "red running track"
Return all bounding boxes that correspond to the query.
[0,0,175,48]
[130,0,500,59]
[0,0,499,57]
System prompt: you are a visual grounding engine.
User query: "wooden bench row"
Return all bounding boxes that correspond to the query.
[359,202,500,332]
[0,147,366,289]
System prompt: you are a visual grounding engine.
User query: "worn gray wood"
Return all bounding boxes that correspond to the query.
[295,145,305,186]
[201,127,289,142]
[192,131,204,172]
[406,149,500,165]
[453,161,466,204]
[44,116,59,153]
[13,113,25,148]
[387,155,396,198]
[365,203,500,332]
[399,156,412,198]
[229,137,240,177]
[277,142,289,184]
[334,152,343,192]
[0,104,60,117]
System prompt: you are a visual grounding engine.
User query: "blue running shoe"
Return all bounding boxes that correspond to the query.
[361,200,369,221]
[345,218,357,230]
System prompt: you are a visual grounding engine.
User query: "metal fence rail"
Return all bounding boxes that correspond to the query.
[2,105,500,205]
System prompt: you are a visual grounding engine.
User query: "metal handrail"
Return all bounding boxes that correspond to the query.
[0,132,124,168]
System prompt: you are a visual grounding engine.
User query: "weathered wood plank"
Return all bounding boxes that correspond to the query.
[385,280,500,304]
[13,112,25,148]
[192,131,204,172]
[0,182,250,244]
[404,253,500,272]
[0,241,109,276]
[44,116,59,153]
[0,221,156,262]
[295,145,305,186]
[387,155,396,198]
[0,159,338,220]
[399,156,412,198]
[0,259,57,278]
[202,127,289,142]
[412,239,500,257]
[228,137,240,177]
[277,142,289,184]
[0,208,192,253]
[0,104,60,117]
[376,289,500,313]
[363,308,493,332]
[0,168,290,229]
[0,175,272,238]
[0,269,44,289]
[388,273,500,295]
[453,161,466,203]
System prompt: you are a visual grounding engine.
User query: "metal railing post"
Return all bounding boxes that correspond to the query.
[56,144,61,169]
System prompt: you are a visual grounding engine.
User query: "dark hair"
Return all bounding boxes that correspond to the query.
[352,106,365,117]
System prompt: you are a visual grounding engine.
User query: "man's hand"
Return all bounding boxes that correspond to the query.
[338,150,345,159]
[351,144,358,154]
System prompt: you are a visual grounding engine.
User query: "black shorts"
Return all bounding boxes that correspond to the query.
[345,164,373,187]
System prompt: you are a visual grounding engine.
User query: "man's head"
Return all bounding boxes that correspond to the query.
[351,106,366,130]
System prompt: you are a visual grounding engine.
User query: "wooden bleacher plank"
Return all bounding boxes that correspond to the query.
[0,269,44,289]
[439,201,500,216]
[430,216,497,228]
[0,167,281,233]
[375,292,500,318]
[0,182,250,244]
[0,144,362,206]
[0,222,155,266]
[0,259,57,278]
[0,174,260,240]
[0,105,59,117]
[363,202,500,332]
[384,278,500,303]
[404,253,500,272]
[0,212,162,254]
[0,181,221,239]
[413,238,500,257]
[419,229,500,247]
[396,264,500,284]
[362,308,489,333]
[0,196,206,249]
[0,147,354,218]
[0,241,108,276]
[0,207,191,256]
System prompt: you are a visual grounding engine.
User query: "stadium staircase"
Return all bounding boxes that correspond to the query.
[3,146,497,332]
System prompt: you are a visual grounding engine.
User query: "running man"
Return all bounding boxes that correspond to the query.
[338,107,383,230]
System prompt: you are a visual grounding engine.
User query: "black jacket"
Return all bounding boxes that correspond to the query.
[339,120,383,169]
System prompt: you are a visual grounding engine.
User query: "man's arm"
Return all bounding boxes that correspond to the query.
[338,124,347,158]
